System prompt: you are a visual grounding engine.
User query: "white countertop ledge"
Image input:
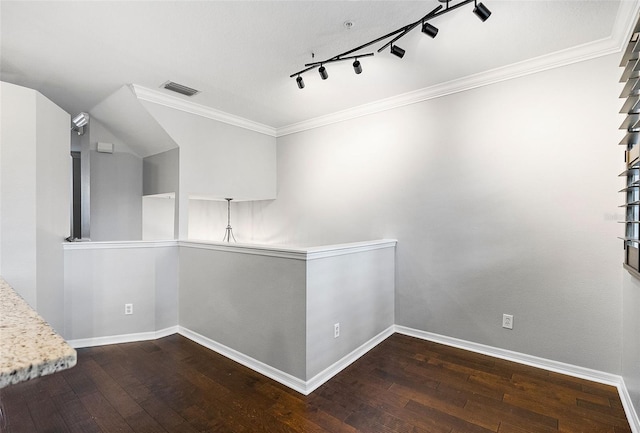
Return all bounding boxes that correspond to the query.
[63,239,397,260]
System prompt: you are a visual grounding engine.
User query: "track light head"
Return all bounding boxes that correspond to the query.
[421,22,438,38]
[318,65,329,80]
[390,45,405,59]
[72,112,89,128]
[353,59,362,74]
[71,112,89,135]
[473,2,491,21]
[289,0,492,84]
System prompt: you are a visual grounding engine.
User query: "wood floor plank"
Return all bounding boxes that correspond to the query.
[136,395,200,433]
[26,388,71,432]
[80,391,136,433]
[54,390,103,433]
[0,333,633,433]
[2,388,38,433]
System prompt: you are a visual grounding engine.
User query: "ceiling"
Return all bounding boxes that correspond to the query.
[0,1,633,130]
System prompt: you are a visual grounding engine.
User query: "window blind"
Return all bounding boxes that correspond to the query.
[621,16,640,275]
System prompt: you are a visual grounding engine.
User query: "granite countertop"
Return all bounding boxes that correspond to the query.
[0,277,76,388]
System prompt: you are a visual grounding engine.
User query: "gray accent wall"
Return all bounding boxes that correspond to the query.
[306,247,395,379]
[90,149,143,241]
[63,243,178,341]
[178,245,307,379]
[178,242,395,382]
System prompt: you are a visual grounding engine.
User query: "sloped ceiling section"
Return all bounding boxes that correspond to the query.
[89,85,178,158]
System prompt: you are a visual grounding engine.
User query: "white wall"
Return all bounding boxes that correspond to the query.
[140,101,277,239]
[35,90,72,331]
[0,83,38,305]
[247,53,624,374]
[142,194,175,240]
[0,82,70,332]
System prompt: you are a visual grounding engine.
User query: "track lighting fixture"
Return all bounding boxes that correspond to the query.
[473,1,491,21]
[318,65,329,80]
[353,59,362,74]
[290,0,492,88]
[71,112,89,135]
[390,45,406,59]
[72,112,89,128]
[421,22,438,38]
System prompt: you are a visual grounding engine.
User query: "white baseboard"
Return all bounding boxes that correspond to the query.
[394,325,640,433]
[178,325,394,395]
[620,379,640,433]
[305,325,395,394]
[178,326,308,394]
[67,326,178,349]
[64,323,640,432]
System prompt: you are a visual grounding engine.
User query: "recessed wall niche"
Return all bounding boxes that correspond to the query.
[142,148,179,240]
[187,196,230,242]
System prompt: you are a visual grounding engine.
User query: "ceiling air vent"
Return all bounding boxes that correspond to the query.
[161,81,200,97]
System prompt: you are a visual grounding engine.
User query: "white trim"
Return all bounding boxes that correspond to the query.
[305,239,397,260]
[63,323,640,430]
[63,240,178,250]
[67,326,178,349]
[276,0,640,138]
[125,2,640,141]
[178,325,394,395]
[395,326,621,385]
[62,239,396,258]
[179,240,308,260]
[65,324,393,395]
[178,326,308,394]
[179,239,397,261]
[394,325,639,433]
[131,84,277,137]
[620,379,640,433]
[613,0,640,56]
[277,37,621,137]
[304,325,395,395]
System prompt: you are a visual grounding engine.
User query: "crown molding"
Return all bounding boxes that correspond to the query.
[614,0,640,52]
[131,84,277,137]
[277,0,640,137]
[276,37,619,137]
[131,1,640,140]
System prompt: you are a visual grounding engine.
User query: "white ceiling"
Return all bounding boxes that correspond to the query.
[0,1,633,130]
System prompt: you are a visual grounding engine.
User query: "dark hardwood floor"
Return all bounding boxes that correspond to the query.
[0,333,632,433]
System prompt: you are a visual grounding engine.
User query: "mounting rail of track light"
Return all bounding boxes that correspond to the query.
[290,0,491,89]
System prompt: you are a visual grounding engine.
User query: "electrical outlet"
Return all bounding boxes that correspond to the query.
[334,323,340,338]
[125,303,133,315]
[502,314,513,330]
